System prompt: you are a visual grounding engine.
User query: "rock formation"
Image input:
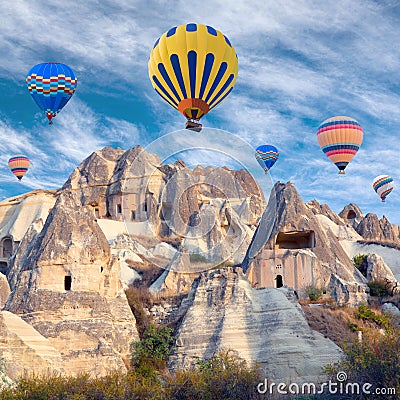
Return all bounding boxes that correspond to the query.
[0,311,64,380]
[355,213,399,244]
[2,144,400,384]
[4,189,138,376]
[0,190,56,275]
[242,182,368,305]
[338,203,364,228]
[0,273,10,308]
[170,267,342,383]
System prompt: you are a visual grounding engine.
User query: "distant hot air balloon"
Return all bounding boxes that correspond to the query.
[26,63,77,124]
[148,23,238,132]
[373,175,394,202]
[316,116,363,174]
[8,155,30,181]
[255,145,279,173]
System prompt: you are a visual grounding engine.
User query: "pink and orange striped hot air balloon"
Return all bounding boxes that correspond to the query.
[316,116,363,174]
[8,154,30,181]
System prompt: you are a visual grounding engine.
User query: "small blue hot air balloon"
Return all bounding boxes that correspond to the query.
[26,63,77,124]
[255,145,279,173]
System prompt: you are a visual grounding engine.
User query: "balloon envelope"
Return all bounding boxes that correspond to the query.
[26,63,77,123]
[373,175,394,202]
[255,145,279,173]
[148,23,238,123]
[316,116,363,174]
[8,155,30,181]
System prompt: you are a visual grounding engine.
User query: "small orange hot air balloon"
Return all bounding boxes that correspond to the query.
[8,155,30,181]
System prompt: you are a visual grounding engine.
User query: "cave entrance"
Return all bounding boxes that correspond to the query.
[275,275,283,288]
[275,230,315,249]
[346,210,356,219]
[64,276,72,291]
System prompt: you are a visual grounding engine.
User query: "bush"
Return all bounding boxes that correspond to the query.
[167,349,262,400]
[0,350,263,399]
[326,326,400,399]
[355,305,390,330]
[131,324,175,376]
[367,280,390,297]
[353,254,367,269]
[305,285,324,301]
[353,254,369,278]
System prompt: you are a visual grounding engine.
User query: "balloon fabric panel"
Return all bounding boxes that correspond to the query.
[148,23,238,121]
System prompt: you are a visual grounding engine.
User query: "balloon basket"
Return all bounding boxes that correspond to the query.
[338,171,346,175]
[185,121,202,132]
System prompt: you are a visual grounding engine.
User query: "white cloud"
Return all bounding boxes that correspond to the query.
[1,0,400,223]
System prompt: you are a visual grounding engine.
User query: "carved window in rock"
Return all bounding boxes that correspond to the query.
[64,276,72,291]
[116,204,122,214]
[1,237,12,258]
[0,261,8,274]
[131,210,136,221]
[94,208,100,219]
[275,274,283,288]
[275,230,315,249]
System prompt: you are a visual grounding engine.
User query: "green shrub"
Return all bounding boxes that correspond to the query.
[0,350,263,399]
[347,322,363,332]
[305,285,324,301]
[353,254,368,276]
[326,326,400,399]
[367,280,390,297]
[168,349,262,400]
[355,305,390,330]
[131,324,175,376]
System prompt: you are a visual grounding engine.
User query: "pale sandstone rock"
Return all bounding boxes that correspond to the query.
[0,273,10,308]
[170,268,342,383]
[150,242,177,260]
[0,190,56,243]
[338,203,364,228]
[242,182,368,304]
[356,213,399,244]
[366,253,398,283]
[5,190,139,377]
[0,310,64,380]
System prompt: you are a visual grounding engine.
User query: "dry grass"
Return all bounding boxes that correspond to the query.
[125,286,154,337]
[301,304,392,348]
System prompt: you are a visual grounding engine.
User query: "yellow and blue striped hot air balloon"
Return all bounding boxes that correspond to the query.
[26,63,77,124]
[148,23,238,131]
[316,116,363,174]
[8,154,30,181]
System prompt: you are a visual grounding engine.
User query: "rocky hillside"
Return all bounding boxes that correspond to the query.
[0,145,399,385]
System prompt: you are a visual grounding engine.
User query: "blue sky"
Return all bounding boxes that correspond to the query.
[1,0,400,223]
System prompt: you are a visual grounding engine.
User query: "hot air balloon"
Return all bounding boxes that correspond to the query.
[148,23,238,132]
[26,63,77,124]
[8,155,30,181]
[373,175,394,202]
[316,116,363,174]
[255,145,279,173]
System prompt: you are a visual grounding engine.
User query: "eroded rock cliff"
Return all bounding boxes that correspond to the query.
[170,267,342,383]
